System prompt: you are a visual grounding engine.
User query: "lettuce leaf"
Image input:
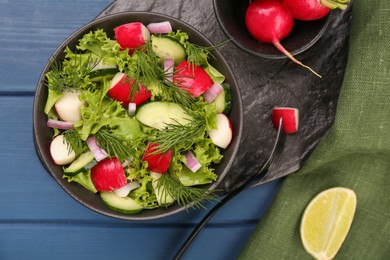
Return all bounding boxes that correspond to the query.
[63,170,97,193]
[74,81,126,140]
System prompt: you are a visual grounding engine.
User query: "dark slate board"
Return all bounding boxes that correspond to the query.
[96,0,352,193]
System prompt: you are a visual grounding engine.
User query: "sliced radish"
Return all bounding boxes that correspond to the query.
[86,136,108,162]
[91,157,127,192]
[208,113,233,149]
[164,59,174,82]
[47,119,74,130]
[203,83,223,104]
[174,60,214,97]
[108,72,151,106]
[50,134,76,165]
[272,107,299,134]
[146,21,172,34]
[54,91,84,123]
[114,22,150,50]
[184,151,202,173]
[143,142,172,174]
[113,181,141,198]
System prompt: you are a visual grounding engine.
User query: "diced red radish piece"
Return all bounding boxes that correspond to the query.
[50,134,76,165]
[128,102,137,117]
[143,142,172,174]
[202,83,223,104]
[164,59,174,82]
[54,91,84,123]
[86,136,108,162]
[113,181,140,197]
[47,119,74,130]
[108,72,151,106]
[91,157,127,192]
[272,107,299,134]
[184,151,202,173]
[208,113,233,149]
[146,21,172,34]
[114,22,150,50]
[174,60,214,97]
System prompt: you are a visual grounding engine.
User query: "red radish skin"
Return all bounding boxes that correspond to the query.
[283,0,349,21]
[174,60,214,97]
[272,107,299,134]
[245,0,321,78]
[114,22,150,50]
[91,157,127,191]
[143,143,173,174]
[108,72,151,106]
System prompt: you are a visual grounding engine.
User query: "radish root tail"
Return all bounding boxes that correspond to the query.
[273,40,322,78]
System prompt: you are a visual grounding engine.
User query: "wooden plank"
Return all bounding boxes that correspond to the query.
[0,223,256,259]
[0,0,113,93]
[0,96,281,224]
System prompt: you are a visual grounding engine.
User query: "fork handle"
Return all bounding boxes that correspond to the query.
[173,184,247,260]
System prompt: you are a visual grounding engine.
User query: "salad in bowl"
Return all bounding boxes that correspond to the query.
[33,12,243,220]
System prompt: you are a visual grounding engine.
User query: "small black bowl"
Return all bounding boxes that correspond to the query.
[33,11,243,220]
[213,0,331,59]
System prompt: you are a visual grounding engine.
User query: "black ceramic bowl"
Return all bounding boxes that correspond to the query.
[33,12,243,220]
[213,0,331,59]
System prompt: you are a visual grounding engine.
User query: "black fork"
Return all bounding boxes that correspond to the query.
[173,118,286,260]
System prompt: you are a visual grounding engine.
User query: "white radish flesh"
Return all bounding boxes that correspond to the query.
[272,107,299,134]
[50,134,76,165]
[208,114,233,149]
[54,91,84,123]
[114,181,141,198]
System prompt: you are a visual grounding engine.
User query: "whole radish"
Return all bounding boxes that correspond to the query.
[283,0,349,21]
[245,0,321,77]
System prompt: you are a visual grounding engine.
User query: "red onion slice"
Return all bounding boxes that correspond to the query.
[185,151,202,173]
[146,21,172,34]
[164,59,174,82]
[128,102,137,116]
[202,83,223,104]
[114,181,140,197]
[47,119,74,130]
[86,136,108,162]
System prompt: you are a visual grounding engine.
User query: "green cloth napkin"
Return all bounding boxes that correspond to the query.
[240,1,390,259]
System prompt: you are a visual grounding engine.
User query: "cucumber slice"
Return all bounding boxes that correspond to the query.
[214,83,232,114]
[151,35,186,64]
[150,172,175,207]
[88,68,119,82]
[64,151,96,176]
[100,191,143,215]
[135,101,193,130]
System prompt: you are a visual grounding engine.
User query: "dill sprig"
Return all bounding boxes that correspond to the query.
[46,52,97,93]
[95,128,139,162]
[160,79,195,109]
[152,116,206,153]
[125,41,163,100]
[156,172,219,210]
[63,129,84,156]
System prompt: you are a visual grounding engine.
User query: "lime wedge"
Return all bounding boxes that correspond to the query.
[300,187,357,260]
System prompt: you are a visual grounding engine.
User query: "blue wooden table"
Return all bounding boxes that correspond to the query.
[0,0,282,259]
